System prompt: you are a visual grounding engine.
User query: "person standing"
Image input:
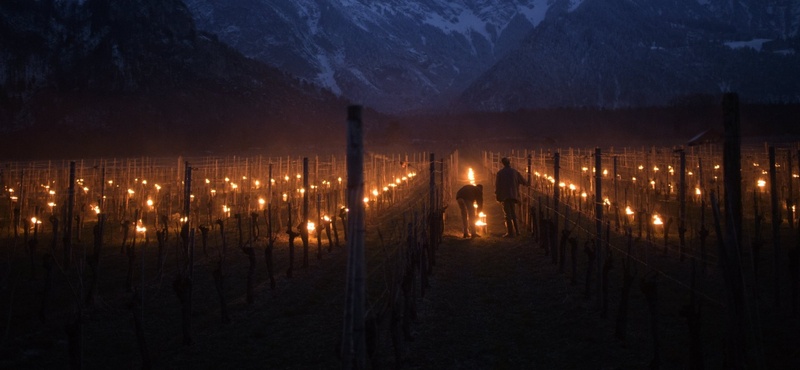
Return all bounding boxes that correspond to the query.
[495,157,528,237]
[456,184,483,238]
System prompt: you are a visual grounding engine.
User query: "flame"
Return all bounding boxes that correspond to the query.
[146,199,153,207]
[653,215,663,225]
[581,192,587,198]
[307,222,315,232]
[93,205,100,214]
[559,182,566,187]
[296,174,302,179]
[695,188,701,195]
[258,198,265,205]
[625,206,634,215]
[372,189,379,196]
[128,189,134,195]
[205,179,210,184]
[582,167,588,172]
[475,220,487,226]
[757,180,766,187]
[282,193,288,202]
[323,215,331,222]
[468,167,475,184]
[155,184,161,191]
[603,169,608,176]
[638,165,644,170]
[225,177,230,182]
[49,190,56,195]
[569,184,576,190]
[363,197,369,203]
[48,202,56,207]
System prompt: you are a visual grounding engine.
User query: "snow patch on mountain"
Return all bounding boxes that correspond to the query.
[569,0,585,12]
[724,39,772,51]
[518,0,552,27]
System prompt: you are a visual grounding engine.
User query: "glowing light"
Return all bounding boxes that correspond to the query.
[222,205,230,214]
[363,197,370,203]
[136,221,146,233]
[255,180,260,186]
[155,184,161,191]
[271,179,276,183]
[285,176,290,181]
[402,177,408,181]
[581,192,587,198]
[128,189,135,195]
[714,165,720,170]
[211,189,217,194]
[48,202,56,207]
[758,179,766,187]
[372,189,379,196]
[794,174,799,178]
[653,166,659,172]
[475,220,487,226]
[383,187,389,191]
[468,167,475,183]
[338,177,342,183]
[108,180,113,185]
[31,217,41,225]
[282,193,288,202]
[296,174,301,179]
[242,176,247,180]
[603,169,608,176]
[146,199,153,207]
[638,165,644,170]
[396,178,401,184]
[142,180,147,185]
[582,167,588,172]
[49,190,56,195]
[93,206,100,214]
[753,163,759,167]
[258,198,265,205]
[762,170,768,175]
[604,198,610,206]
[300,188,305,194]
[632,177,637,181]
[323,216,331,222]
[206,179,210,184]
[10,196,17,201]
[650,180,656,189]
[569,184,576,191]
[307,222,315,232]
[625,206,634,215]
[688,171,693,175]
[559,182,566,187]
[473,202,478,209]
[231,183,238,189]
[695,188,701,195]
[225,177,230,182]
[83,187,89,192]
[534,172,540,177]
[653,215,663,225]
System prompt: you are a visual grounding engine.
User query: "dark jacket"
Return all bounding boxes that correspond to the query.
[495,166,527,202]
[456,185,483,213]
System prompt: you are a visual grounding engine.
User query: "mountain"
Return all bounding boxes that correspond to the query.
[0,0,348,158]
[184,0,800,113]
[457,0,800,111]
[184,0,555,113]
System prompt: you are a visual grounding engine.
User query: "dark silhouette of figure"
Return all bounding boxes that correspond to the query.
[495,157,528,237]
[456,184,483,238]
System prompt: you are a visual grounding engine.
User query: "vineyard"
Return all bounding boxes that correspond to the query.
[1,102,799,369]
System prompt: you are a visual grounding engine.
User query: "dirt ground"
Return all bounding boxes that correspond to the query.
[2,151,800,370]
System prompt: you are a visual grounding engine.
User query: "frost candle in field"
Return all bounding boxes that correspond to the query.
[468,167,475,184]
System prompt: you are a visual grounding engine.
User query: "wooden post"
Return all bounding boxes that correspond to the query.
[65,161,75,268]
[303,157,309,268]
[679,150,686,262]
[595,148,603,309]
[552,152,560,264]
[769,146,781,307]
[723,93,743,251]
[342,106,366,369]
[787,150,794,229]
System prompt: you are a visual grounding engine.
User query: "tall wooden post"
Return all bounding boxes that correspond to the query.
[719,93,747,369]
[595,148,603,309]
[303,157,309,268]
[552,152,560,264]
[723,93,743,251]
[342,106,366,369]
[527,154,532,232]
[679,150,686,262]
[788,150,794,229]
[65,161,76,268]
[769,146,781,307]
